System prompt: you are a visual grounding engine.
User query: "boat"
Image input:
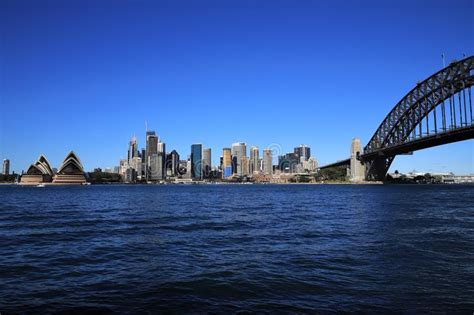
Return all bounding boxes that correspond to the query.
[36,184,46,188]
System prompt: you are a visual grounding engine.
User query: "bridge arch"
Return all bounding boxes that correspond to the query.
[362,56,474,180]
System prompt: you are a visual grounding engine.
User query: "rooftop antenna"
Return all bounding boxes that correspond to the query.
[441,53,445,68]
[145,120,148,132]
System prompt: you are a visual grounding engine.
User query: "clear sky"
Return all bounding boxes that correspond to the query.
[1,0,473,174]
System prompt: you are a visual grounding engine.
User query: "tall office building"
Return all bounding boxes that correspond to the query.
[119,159,128,177]
[128,136,138,163]
[222,148,232,178]
[278,152,300,173]
[145,130,158,180]
[140,148,146,177]
[191,144,202,180]
[131,156,142,180]
[241,156,249,176]
[3,159,10,175]
[250,146,259,174]
[294,144,311,161]
[166,150,180,177]
[202,148,211,179]
[263,149,273,175]
[231,142,247,176]
[153,142,166,180]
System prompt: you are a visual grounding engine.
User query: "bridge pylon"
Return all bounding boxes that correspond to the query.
[349,138,366,182]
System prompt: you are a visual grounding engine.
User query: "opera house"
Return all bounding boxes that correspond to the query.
[20,151,87,185]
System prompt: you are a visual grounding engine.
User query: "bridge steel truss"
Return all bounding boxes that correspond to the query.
[361,56,474,180]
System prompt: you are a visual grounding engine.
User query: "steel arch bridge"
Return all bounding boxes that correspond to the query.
[322,55,474,181]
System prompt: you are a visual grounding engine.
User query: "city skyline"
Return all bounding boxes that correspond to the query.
[1,0,473,174]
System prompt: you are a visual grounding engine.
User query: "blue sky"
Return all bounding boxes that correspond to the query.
[1,0,473,174]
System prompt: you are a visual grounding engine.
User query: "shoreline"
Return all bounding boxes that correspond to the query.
[2,181,472,186]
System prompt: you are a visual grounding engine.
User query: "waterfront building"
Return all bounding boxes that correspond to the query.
[263,149,273,175]
[145,130,158,180]
[185,158,193,179]
[202,148,211,179]
[166,150,180,177]
[156,142,166,180]
[119,159,128,176]
[278,152,300,173]
[302,156,318,172]
[124,168,136,183]
[3,159,10,175]
[191,144,202,180]
[52,151,86,184]
[131,156,142,180]
[241,156,249,176]
[250,146,259,174]
[231,142,247,176]
[20,155,54,184]
[222,148,232,178]
[294,145,311,161]
[128,136,138,163]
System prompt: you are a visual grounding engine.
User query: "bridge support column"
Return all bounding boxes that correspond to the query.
[349,138,366,182]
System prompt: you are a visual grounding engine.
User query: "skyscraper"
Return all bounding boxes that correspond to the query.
[250,146,259,174]
[202,148,211,179]
[222,148,232,178]
[3,159,10,176]
[294,144,311,161]
[278,152,299,173]
[231,142,247,176]
[155,142,166,180]
[145,130,158,180]
[263,149,273,175]
[166,150,180,177]
[128,136,138,163]
[191,144,202,180]
[241,156,249,176]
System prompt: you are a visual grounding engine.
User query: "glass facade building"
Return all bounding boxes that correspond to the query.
[191,144,202,179]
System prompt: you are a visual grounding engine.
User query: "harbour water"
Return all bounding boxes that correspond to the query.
[0,184,473,313]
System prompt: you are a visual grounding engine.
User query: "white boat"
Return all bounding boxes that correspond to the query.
[36,184,46,188]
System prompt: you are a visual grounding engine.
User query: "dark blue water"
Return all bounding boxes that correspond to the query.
[0,184,473,313]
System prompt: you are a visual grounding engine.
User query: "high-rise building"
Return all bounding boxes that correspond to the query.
[202,148,211,179]
[145,130,158,180]
[3,159,10,176]
[119,159,128,177]
[294,144,311,161]
[250,146,259,174]
[154,142,166,180]
[222,148,232,178]
[140,148,146,177]
[131,156,142,180]
[303,156,318,172]
[241,156,249,176]
[166,150,180,177]
[263,149,273,175]
[191,144,202,180]
[128,136,138,163]
[231,142,247,176]
[278,153,299,173]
